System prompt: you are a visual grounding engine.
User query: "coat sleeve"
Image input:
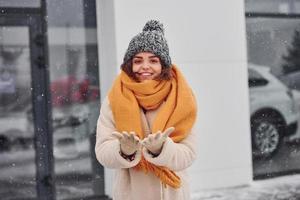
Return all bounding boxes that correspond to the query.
[142,128,197,171]
[95,96,142,169]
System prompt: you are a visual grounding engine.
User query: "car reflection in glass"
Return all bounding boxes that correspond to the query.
[249,63,300,159]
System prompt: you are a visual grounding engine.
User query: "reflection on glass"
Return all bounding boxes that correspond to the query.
[0,27,36,198]
[245,0,300,14]
[246,18,300,76]
[280,30,300,81]
[50,44,100,199]
[0,0,40,8]
[47,0,101,198]
[246,16,300,178]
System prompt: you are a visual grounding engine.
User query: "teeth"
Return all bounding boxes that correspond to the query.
[141,73,151,76]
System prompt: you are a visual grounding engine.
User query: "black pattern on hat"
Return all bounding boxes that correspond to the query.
[123,20,172,67]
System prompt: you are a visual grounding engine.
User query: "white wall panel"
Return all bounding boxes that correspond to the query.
[96,0,252,196]
[113,0,248,64]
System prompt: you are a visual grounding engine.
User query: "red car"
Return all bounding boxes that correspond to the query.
[50,75,100,107]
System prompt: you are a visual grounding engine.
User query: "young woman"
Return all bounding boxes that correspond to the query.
[95,20,197,200]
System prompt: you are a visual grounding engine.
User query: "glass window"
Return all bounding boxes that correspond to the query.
[246,0,300,14]
[246,0,300,179]
[46,0,101,199]
[247,18,300,76]
[0,26,37,199]
[0,0,40,8]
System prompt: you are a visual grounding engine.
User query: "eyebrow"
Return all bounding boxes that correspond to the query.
[133,55,159,59]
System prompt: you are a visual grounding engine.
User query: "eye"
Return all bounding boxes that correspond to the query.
[133,59,142,64]
[150,58,159,64]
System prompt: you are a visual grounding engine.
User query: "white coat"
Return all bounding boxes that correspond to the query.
[95,96,197,200]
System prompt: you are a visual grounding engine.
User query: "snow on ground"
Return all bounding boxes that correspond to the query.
[191,174,300,200]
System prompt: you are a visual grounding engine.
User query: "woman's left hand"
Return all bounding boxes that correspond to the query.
[142,127,175,156]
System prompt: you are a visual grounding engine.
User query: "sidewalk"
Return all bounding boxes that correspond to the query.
[191,174,300,200]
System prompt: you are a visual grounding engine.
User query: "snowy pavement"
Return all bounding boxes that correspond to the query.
[191,174,300,200]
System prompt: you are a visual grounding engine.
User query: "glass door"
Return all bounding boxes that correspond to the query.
[0,25,36,200]
[0,14,55,199]
[0,1,105,199]
[45,1,105,199]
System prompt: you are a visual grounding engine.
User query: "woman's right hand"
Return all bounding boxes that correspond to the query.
[112,131,142,156]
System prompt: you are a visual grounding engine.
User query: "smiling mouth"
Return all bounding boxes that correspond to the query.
[136,72,153,78]
[138,72,152,76]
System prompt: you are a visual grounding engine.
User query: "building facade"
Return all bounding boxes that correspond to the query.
[1,0,300,199]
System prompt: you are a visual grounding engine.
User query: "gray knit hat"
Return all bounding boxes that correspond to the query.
[123,20,172,67]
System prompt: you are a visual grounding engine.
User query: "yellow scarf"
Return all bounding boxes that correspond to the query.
[108,65,197,188]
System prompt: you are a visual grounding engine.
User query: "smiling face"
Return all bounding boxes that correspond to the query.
[132,52,162,82]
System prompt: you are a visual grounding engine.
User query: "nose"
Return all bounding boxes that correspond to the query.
[141,62,150,70]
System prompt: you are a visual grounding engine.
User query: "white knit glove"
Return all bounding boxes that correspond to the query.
[142,127,175,156]
[112,131,142,156]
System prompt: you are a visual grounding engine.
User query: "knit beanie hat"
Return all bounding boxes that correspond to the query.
[123,20,172,68]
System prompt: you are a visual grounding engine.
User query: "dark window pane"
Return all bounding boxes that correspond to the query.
[46,0,102,199]
[0,0,40,8]
[246,0,300,179]
[0,26,37,199]
[246,0,300,14]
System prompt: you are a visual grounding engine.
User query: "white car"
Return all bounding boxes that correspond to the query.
[0,112,31,151]
[249,63,299,158]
